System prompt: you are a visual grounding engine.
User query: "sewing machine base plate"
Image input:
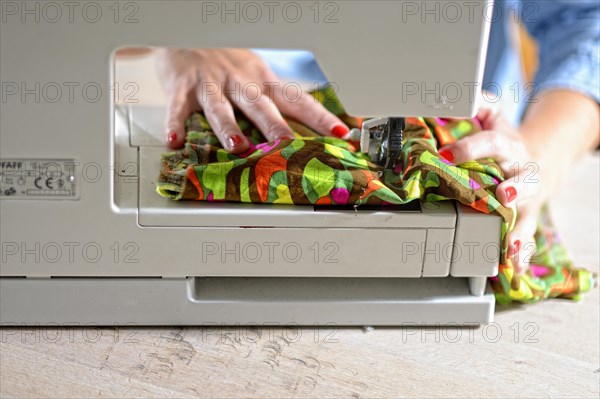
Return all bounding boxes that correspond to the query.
[0,277,495,326]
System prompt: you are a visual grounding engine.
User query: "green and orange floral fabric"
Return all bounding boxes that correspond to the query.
[157,87,596,304]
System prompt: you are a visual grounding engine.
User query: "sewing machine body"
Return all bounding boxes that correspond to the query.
[0,1,498,325]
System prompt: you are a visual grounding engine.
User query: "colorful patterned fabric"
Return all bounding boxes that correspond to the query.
[157,87,597,304]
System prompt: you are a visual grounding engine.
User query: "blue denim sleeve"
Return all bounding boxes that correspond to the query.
[522,0,600,103]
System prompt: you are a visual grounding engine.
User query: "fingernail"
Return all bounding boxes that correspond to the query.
[227,134,244,149]
[505,186,517,203]
[167,131,178,144]
[439,149,454,162]
[508,239,521,257]
[331,125,349,138]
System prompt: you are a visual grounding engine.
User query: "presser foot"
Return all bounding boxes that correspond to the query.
[358,117,405,170]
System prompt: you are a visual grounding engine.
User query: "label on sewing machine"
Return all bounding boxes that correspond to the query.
[0,159,78,200]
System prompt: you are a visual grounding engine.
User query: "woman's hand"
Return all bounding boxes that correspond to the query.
[157,48,349,153]
[438,107,542,274]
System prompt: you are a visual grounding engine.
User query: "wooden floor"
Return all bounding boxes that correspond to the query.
[1,154,598,399]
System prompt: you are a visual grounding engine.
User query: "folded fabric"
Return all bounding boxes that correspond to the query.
[157,86,596,304]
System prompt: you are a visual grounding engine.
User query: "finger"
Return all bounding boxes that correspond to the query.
[495,173,539,208]
[506,201,540,275]
[438,130,516,164]
[227,80,295,141]
[197,82,249,154]
[475,107,499,130]
[271,85,350,139]
[165,86,195,149]
[258,66,350,138]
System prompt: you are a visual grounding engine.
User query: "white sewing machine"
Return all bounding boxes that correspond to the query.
[0,1,499,325]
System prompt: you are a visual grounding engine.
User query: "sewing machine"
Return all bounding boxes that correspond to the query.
[0,1,498,326]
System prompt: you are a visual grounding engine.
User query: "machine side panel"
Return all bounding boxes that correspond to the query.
[450,204,501,277]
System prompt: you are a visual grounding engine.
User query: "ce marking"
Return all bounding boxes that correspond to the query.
[34,177,56,189]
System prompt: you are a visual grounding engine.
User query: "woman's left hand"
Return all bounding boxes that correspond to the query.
[437,107,543,274]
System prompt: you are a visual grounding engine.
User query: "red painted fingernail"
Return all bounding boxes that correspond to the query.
[505,186,517,202]
[228,134,244,148]
[514,239,521,251]
[439,149,454,162]
[331,125,349,138]
[167,131,178,144]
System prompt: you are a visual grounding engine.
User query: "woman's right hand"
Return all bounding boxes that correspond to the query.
[157,48,350,153]
[438,107,542,274]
